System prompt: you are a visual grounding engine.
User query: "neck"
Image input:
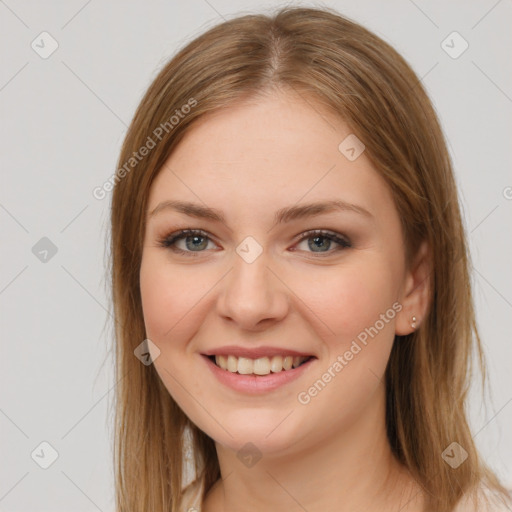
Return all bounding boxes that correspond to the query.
[203,385,425,512]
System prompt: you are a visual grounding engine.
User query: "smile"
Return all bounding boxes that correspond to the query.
[202,353,316,394]
[210,354,313,376]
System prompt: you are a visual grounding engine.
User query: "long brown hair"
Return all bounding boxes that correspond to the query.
[109,7,510,511]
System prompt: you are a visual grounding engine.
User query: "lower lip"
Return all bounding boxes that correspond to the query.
[202,355,315,394]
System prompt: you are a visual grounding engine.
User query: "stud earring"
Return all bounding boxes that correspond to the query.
[411,316,417,329]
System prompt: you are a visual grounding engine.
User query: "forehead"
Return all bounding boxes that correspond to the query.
[147,92,394,222]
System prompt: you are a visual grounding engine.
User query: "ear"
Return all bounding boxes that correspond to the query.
[395,240,432,336]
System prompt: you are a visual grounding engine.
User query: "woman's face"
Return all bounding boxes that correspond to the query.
[140,90,414,456]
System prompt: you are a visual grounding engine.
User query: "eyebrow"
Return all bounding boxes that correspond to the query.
[148,199,373,226]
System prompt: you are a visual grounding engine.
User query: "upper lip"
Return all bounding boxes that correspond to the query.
[202,346,315,359]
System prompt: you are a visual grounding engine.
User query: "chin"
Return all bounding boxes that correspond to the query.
[194,409,309,457]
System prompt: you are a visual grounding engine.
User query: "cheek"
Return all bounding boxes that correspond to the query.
[140,257,173,340]
[294,259,400,344]
[290,261,400,427]
[140,257,191,351]
[139,253,210,419]
[139,252,208,342]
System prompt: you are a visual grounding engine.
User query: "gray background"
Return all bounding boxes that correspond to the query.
[1,0,511,510]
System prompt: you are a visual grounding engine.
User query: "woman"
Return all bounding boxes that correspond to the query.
[109,6,511,512]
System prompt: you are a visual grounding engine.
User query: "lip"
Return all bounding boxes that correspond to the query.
[201,345,314,359]
[202,354,316,394]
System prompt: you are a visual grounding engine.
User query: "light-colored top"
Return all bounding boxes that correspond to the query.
[180,476,512,512]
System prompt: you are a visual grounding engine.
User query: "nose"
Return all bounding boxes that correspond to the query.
[216,250,289,331]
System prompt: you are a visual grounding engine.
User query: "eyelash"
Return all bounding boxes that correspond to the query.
[157,228,352,257]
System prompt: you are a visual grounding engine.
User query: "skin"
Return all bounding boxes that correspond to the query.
[140,89,431,512]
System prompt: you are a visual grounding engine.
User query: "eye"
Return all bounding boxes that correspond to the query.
[158,228,351,257]
[157,229,217,256]
[293,229,351,255]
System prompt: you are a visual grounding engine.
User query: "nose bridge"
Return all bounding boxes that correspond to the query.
[217,239,288,328]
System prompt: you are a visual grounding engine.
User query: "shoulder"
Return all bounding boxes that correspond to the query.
[180,476,204,512]
[453,484,512,512]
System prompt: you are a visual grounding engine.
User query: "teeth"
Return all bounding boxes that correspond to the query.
[227,355,238,372]
[270,356,283,373]
[237,357,253,375]
[214,354,310,375]
[217,355,227,369]
[253,357,270,375]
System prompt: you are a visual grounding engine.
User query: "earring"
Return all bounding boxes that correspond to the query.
[411,316,417,329]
